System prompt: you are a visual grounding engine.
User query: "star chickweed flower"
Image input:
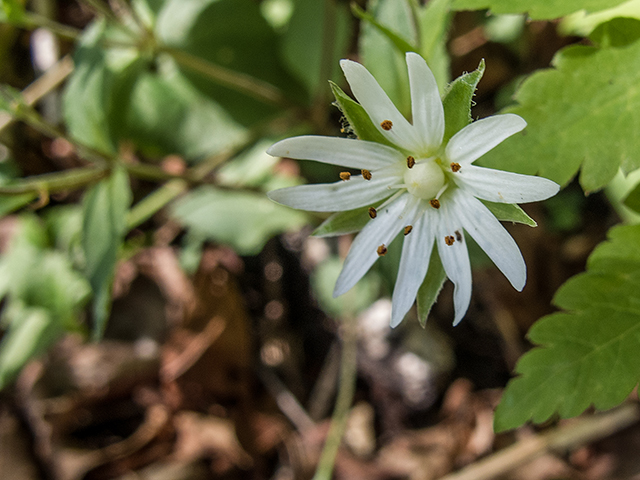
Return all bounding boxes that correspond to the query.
[267,52,559,327]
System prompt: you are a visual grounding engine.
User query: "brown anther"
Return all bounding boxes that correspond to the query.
[380,120,393,131]
[362,169,372,180]
[406,156,416,168]
[455,230,462,242]
[404,225,413,236]
[450,162,461,172]
[429,199,441,209]
[368,207,377,219]
[377,244,388,256]
[339,171,351,181]
[445,235,455,246]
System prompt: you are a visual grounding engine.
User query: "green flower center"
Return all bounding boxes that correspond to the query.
[403,159,445,200]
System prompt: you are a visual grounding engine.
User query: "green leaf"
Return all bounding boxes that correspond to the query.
[155,0,303,124]
[416,248,446,327]
[352,3,417,54]
[63,19,142,154]
[442,59,485,142]
[560,1,640,37]
[480,200,537,226]
[1,0,25,22]
[451,0,629,20]
[313,206,372,238]
[171,186,309,255]
[589,17,640,47]
[494,224,640,431]
[330,81,395,147]
[282,0,351,96]
[82,167,131,340]
[479,40,640,193]
[0,306,57,389]
[623,181,640,213]
[359,0,416,115]
[416,0,452,90]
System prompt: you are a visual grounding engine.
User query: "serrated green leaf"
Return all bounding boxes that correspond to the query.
[330,81,395,147]
[451,0,629,20]
[589,17,640,47]
[479,41,640,193]
[313,206,372,238]
[82,167,131,340]
[416,248,446,327]
[442,59,485,142]
[171,186,309,255]
[480,200,537,226]
[495,224,640,432]
[623,181,640,213]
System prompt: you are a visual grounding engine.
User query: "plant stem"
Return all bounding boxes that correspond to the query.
[0,167,108,194]
[312,316,358,480]
[127,179,187,229]
[160,46,288,107]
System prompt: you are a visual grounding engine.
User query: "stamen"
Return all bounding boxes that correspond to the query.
[368,207,377,219]
[445,235,455,246]
[339,171,351,181]
[380,120,393,131]
[450,162,461,172]
[455,230,462,242]
[430,199,440,209]
[434,183,448,200]
[406,156,415,169]
[404,225,413,236]
[376,190,404,213]
[377,244,388,256]
[362,169,372,180]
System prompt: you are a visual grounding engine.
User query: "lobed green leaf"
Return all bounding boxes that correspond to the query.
[495,224,640,431]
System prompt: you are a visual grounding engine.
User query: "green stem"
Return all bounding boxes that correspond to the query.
[160,46,288,107]
[0,167,108,194]
[124,163,200,184]
[127,179,188,229]
[312,316,358,480]
[16,12,82,41]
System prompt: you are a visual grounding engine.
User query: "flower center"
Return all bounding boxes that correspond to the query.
[403,159,445,200]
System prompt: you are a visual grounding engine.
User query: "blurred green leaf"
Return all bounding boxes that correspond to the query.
[1,0,25,22]
[82,167,131,340]
[282,0,351,97]
[156,0,303,124]
[560,1,640,37]
[451,0,628,20]
[352,3,416,54]
[442,59,485,142]
[589,17,640,47]
[416,0,451,90]
[313,206,371,238]
[495,224,640,431]
[479,39,640,193]
[623,181,640,213]
[171,186,309,255]
[216,140,279,188]
[416,248,446,327]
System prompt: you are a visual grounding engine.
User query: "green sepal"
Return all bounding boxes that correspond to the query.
[351,3,417,54]
[481,200,537,227]
[313,206,372,238]
[329,81,396,147]
[442,59,485,143]
[416,248,446,327]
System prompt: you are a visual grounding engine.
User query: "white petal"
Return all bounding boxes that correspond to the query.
[268,173,399,212]
[334,194,409,296]
[454,192,526,291]
[340,59,424,152]
[390,206,436,328]
[406,52,444,151]
[437,202,472,326]
[267,136,404,169]
[446,114,526,165]
[453,165,560,203]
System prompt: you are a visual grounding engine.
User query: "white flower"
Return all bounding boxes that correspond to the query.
[267,52,559,327]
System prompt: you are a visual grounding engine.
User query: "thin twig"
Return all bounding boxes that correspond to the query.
[441,402,640,480]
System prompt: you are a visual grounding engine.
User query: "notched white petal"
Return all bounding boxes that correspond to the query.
[268,174,399,212]
[406,52,444,150]
[454,165,560,204]
[267,135,403,169]
[446,114,527,165]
